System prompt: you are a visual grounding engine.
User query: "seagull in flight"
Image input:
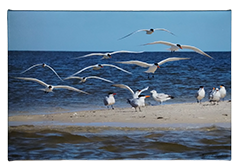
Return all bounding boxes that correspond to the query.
[119,28,175,40]
[64,75,114,83]
[116,57,190,79]
[15,77,89,94]
[112,84,149,99]
[143,40,214,59]
[74,50,143,59]
[21,63,64,81]
[69,64,132,77]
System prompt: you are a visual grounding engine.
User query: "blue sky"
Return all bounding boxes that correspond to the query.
[8,10,231,52]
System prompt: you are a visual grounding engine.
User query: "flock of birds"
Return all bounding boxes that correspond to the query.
[195,85,227,105]
[13,27,226,112]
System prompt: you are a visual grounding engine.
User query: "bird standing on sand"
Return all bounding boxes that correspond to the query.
[150,90,174,104]
[195,86,205,103]
[208,87,215,101]
[15,77,89,94]
[143,40,214,59]
[209,88,221,104]
[127,95,150,112]
[103,92,116,109]
[21,63,64,81]
[219,85,227,101]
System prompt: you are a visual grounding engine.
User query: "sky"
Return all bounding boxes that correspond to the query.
[7,10,231,52]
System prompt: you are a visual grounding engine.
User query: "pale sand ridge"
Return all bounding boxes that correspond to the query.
[9,101,231,128]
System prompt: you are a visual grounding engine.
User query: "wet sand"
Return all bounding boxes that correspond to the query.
[8,101,231,130]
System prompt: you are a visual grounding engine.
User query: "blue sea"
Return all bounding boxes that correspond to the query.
[8,51,231,160]
[8,51,231,115]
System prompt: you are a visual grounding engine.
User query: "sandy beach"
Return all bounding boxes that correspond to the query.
[8,101,232,160]
[8,101,231,131]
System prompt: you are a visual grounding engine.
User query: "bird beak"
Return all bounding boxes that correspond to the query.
[180,47,182,49]
[157,65,160,68]
[220,85,222,88]
[113,93,116,95]
[145,95,150,98]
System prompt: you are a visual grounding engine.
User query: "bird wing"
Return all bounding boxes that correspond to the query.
[101,64,132,74]
[86,76,114,83]
[154,28,176,36]
[15,77,48,87]
[195,91,199,98]
[20,64,43,74]
[155,93,166,99]
[74,53,105,59]
[118,29,149,40]
[64,76,83,80]
[45,65,63,81]
[112,84,134,95]
[54,85,89,94]
[143,40,176,46]
[157,57,190,66]
[110,50,144,55]
[70,65,96,77]
[181,45,214,59]
[116,60,151,68]
[138,86,149,96]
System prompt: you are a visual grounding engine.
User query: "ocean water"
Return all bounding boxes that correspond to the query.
[8,51,231,116]
[8,51,231,160]
[8,125,231,160]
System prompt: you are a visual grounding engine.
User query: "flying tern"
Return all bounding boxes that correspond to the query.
[195,86,205,104]
[74,50,143,59]
[143,41,214,59]
[103,92,116,109]
[70,64,132,77]
[112,84,149,98]
[150,90,174,104]
[64,76,114,83]
[21,63,64,81]
[119,28,175,40]
[116,57,190,78]
[15,77,89,94]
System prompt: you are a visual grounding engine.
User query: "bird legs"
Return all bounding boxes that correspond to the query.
[148,74,154,80]
[134,107,142,112]
[107,105,114,110]
[197,100,202,104]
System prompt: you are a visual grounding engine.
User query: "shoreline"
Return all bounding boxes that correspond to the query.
[8,101,231,131]
[8,99,207,117]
